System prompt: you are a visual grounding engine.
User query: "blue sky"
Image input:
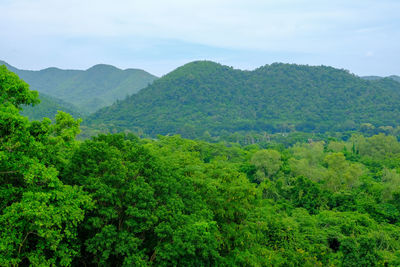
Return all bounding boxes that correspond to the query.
[0,0,399,76]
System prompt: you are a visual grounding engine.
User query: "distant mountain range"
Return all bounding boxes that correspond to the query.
[85,61,400,137]
[362,75,400,83]
[0,60,158,113]
[4,60,400,138]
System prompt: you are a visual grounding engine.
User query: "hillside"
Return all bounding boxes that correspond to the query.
[87,61,400,137]
[0,60,158,113]
[21,93,83,121]
[362,75,400,83]
[5,63,400,266]
[389,75,400,83]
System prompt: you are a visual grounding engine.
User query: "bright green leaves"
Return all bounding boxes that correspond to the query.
[3,65,400,266]
[0,65,39,109]
[251,149,282,183]
[155,219,221,266]
[63,134,223,266]
[324,152,364,192]
[84,225,146,266]
[0,65,92,266]
[51,111,81,143]
[0,153,92,266]
[0,184,92,266]
[355,133,400,160]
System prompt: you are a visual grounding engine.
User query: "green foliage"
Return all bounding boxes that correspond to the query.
[87,61,400,137]
[62,134,222,266]
[21,92,83,121]
[251,149,282,183]
[362,75,400,83]
[323,152,364,192]
[1,61,157,113]
[287,176,329,214]
[0,65,38,108]
[4,68,400,266]
[0,66,92,266]
[355,133,400,160]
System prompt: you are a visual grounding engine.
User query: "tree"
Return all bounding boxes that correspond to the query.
[251,149,282,183]
[0,65,38,108]
[0,66,92,266]
[63,134,222,266]
[324,152,364,192]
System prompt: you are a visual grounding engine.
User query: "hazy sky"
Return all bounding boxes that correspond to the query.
[1,0,399,76]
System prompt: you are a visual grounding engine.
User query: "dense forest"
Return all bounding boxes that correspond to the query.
[362,75,400,83]
[3,64,400,266]
[0,60,157,113]
[86,61,400,138]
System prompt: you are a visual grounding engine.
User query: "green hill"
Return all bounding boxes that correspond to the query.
[86,61,400,137]
[362,75,400,83]
[0,60,158,113]
[21,92,83,121]
[389,75,400,83]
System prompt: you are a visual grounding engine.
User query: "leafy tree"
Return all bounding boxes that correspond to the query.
[0,65,92,266]
[251,149,282,183]
[63,134,221,266]
[287,176,329,214]
[324,153,364,192]
[356,134,400,160]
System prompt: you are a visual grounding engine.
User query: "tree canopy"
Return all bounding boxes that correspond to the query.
[2,64,400,266]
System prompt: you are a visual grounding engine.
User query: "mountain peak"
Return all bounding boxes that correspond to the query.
[88,62,400,137]
[3,61,157,114]
[164,61,237,81]
[86,64,121,72]
[175,60,230,72]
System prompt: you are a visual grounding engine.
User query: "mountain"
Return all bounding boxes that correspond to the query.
[362,75,400,83]
[21,93,83,121]
[361,76,383,81]
[86,61,400,138]
[0,60,158,113]
[389,75,400,83]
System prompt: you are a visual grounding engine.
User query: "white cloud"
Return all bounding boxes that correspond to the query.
[0,0,399,75]
[1,0,398,49]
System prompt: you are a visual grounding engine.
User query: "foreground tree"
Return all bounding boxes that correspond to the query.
[63,134,221,266]
[0,66,92,266]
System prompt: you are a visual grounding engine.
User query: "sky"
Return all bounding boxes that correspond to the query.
[0,0,399,77]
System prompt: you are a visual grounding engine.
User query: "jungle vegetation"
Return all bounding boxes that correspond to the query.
[2,65,400,266]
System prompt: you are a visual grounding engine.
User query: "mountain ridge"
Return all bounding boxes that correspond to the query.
[362,75,400,83]
[0,60,158,113]
[86,60,400,137]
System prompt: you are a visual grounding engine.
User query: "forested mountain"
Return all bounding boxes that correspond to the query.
[391,75,400,83]
[0,60,158,113]
[3,65,400,266]
[20,93,83,120]
[87,61,400,137]
[362,75,400,83]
